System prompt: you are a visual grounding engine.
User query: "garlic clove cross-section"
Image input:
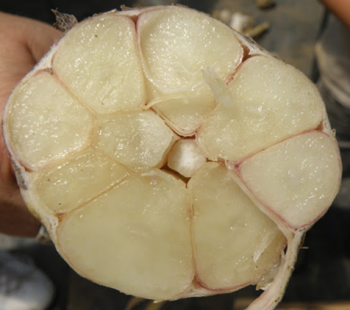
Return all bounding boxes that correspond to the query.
[2,5,341,310]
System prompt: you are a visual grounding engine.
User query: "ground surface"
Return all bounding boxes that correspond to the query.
[0,0,349,309]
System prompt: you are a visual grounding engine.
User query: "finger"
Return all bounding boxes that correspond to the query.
[0,13,62,108]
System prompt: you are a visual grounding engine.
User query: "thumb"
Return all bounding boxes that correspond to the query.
[0,12,62,107]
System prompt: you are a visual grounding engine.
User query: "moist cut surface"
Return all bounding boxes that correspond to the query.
[3,5,341,309]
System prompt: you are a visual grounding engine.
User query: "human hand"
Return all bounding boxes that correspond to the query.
[319,0,350,29]
[0,12,62,237]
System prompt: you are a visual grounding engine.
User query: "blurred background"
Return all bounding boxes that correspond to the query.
[0,0,349,309]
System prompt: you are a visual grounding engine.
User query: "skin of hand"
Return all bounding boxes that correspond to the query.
[319,0,350,29]
[0,12,62,237]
